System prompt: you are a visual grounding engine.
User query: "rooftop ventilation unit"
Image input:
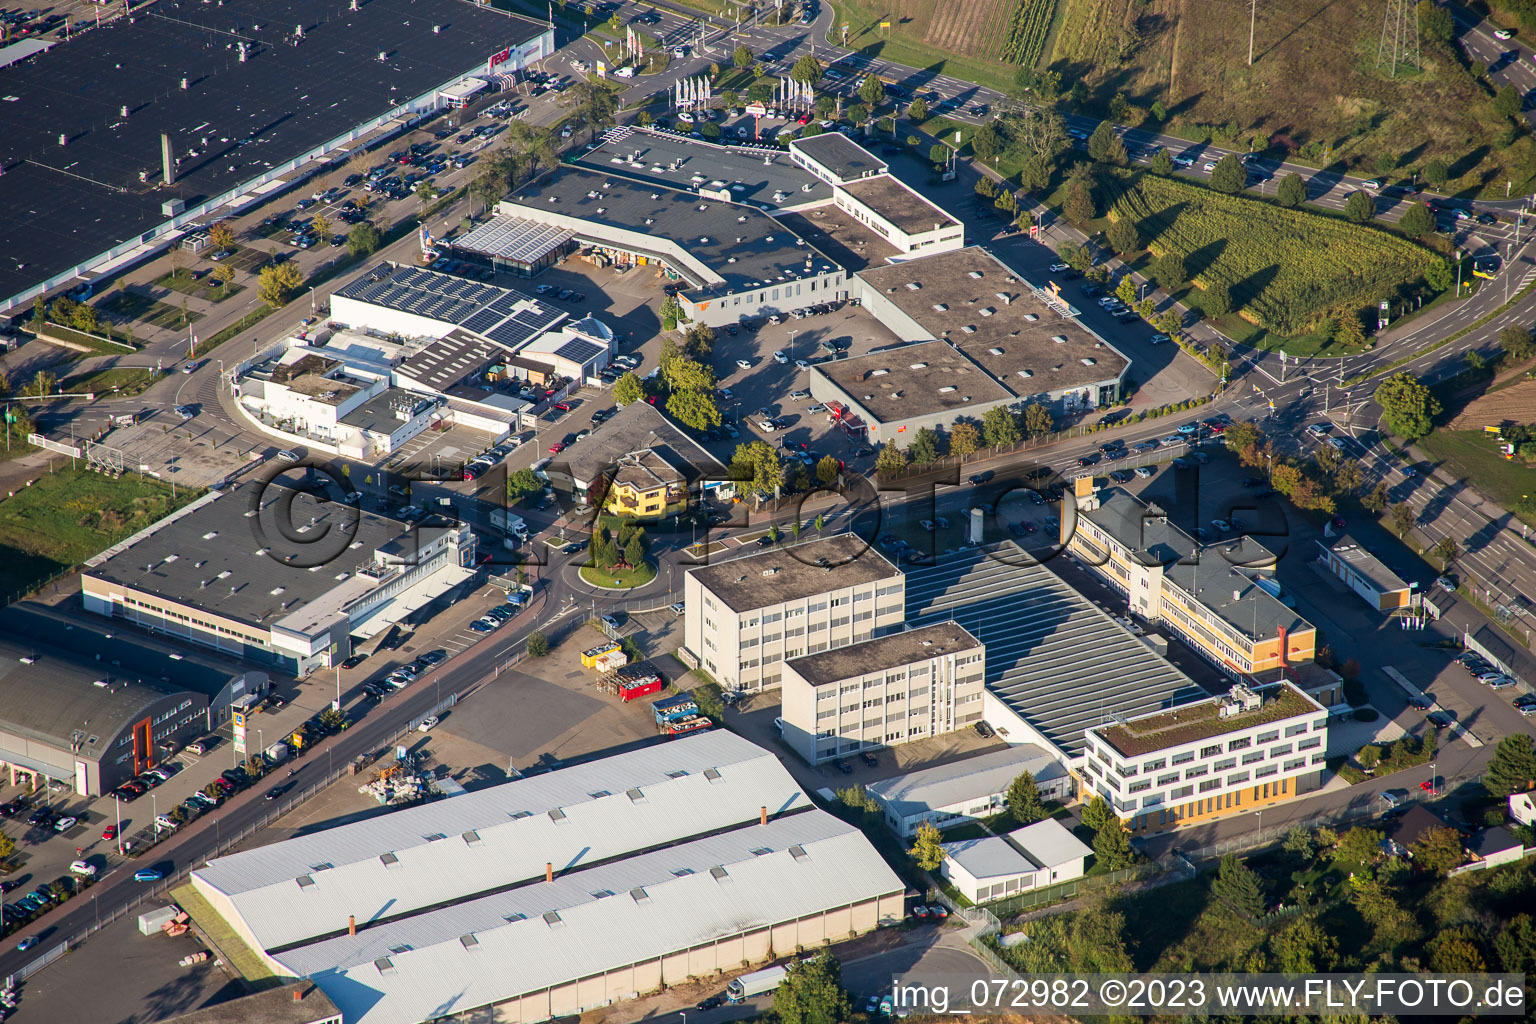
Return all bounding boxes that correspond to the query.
[932,303,948,312]
[904,281,921,290]
[1052,335,1068,345]
[1023,313,1039,322]
[968,270,984,279]
[908,362,927,369]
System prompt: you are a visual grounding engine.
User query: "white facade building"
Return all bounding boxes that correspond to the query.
[940,818,1091,904]
[682,534,904,693]
[780,623,984,765]
[1081,682,1329,833]
[866,746,1073,838]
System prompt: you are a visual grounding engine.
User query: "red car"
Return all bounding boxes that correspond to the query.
[102,825,117,841]
[553,401,571,411]
[548,442,567,454]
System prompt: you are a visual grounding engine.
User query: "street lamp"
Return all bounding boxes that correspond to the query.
[1254,809,1262,843]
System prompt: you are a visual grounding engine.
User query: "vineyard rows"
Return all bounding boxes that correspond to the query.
[1000,0,1059,65]
[1108,175,1440,336]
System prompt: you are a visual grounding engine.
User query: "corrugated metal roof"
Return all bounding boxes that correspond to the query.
[193,731,807,951]
[289,811,901,1024]
[865,745,1066,818]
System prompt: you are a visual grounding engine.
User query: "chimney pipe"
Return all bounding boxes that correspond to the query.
[1276,625,1287,667]
[293,988,304,1002]
[759,805,767,826]
[347,915,356,937]
[545,862,553,883]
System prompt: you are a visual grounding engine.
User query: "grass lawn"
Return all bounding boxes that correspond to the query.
[579,559,658,590]
[0,470,194,601]
[154,268,244,304]
[59,366,159,398]
[97,289,200,330]
[824,0,1024,97]
[1417,428,1536,529]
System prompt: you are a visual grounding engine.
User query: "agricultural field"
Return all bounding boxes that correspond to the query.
[826,0,1054,94]
[1107,173,1440,336]
[1417,426,1536,528]
[1047,0,1536,194]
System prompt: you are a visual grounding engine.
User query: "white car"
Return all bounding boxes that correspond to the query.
[672,46,688,58]
[773,350,789,363]
[53,816,78,832]
[1173,155,1195,167]
[1161,434,1185,446]
[677,110,694,123]
[1326,436,1347,450]
[70,860,98,878]
[1049,262,1070,272]
[418,716,440,732]
[789,389,810,400]
[1495,28,1513,39]
[735,358,752,369]
[807,403,826,413]
[795,359,811,370]
[613,66,635,78]
[1361,179,1382,191]
[1203,161,1217,172]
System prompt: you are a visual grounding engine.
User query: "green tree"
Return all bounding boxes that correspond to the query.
[1059,240,1091,271]
[624,531,647,568]
[1116,275,1137,306]
[908,97,928,121]
[612,372,646,406]
[0,826,14,864]
[732,44,753,69]
[1374,371,1441,440]
[1211,854,1265,917]
[1106,217,1140,255]
[858,74,885,110]
[1335,826,1383,865]
[1399,202,1435,239]
[929,143,950,167]
[1154,251,1187,289]
[1484,734,1536,797]
[774,951,852,1024]
[790,53,823,86]
[949,421,981,457]
[967,122,999,163]
[733,440,784,498]
[908,821,945,870]
[1157,309,1184,336]
[1362,481,1390,513]
[1087,122,1117,162]
[815,454,840,485]
[661,354,714,394]
[1005,772,1047,825]
[981,405,1022,447]
[1201,282,1231,319]
[1150,148,1174,175]
[526,629,550,657]
[1093,818,1136,868]
[347,220,382,257]
[1269,917,1338,972]
[1499,324,1536,362]
[1432,535,1459,569]
[1064,176,1095,222]
[908,427,942,465]
[1428,927,1487,973]
[1344,189,1375,223]
[1081,795,1115,834]
[1418,0,1454,42]
[1209,153,1247,193]
[1494,915,1536,975]
[1424,157,1450,186]
[975,176,998,200]
[1410,825,1466,875]
[1388,501,1416,538]
[665,389,722,431]
[257,261,303,309]
[212,263,236,288]
[507,468,542,504]
[1494,82,1523,119]
[565,80,619,142]
[1019,154,1051,194]
[875,439,908,475]
[847,103,868,125]
[1276,172,1307,208]
[1022,403,1053,437]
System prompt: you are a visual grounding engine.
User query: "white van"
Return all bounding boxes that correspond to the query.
[530,457,553,481]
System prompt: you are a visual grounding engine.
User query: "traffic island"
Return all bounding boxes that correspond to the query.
[577,558,657,590]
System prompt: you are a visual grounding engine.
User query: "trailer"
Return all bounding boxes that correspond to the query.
[652,694,698,724]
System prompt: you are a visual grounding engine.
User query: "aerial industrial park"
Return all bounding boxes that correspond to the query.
[0,0,1535,1022]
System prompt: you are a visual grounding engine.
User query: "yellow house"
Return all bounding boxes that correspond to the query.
[601,448,690,519]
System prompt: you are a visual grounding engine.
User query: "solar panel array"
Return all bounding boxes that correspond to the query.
[554,337,605,365]
[335,264,506,326]
[458,216,575,264]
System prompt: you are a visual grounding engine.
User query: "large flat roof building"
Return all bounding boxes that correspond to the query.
[0,0,552,313]
[683,533,904,692]
[82,481,477,674]
[577,128,832,210]
[790,132,888,185]
[191,731,904,1024]
[780,623,985,765]
[866,744,1073,838]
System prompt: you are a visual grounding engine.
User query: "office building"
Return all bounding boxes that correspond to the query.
[939,818,1092,904]
[1081,682,1329,832]
[1316,534,1414,612]
[866,745,1073,838]
[682,534,904,692]
[1069,484,1317,676]
[779,623,984,765]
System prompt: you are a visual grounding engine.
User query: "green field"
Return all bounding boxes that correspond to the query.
[58,366,159,398]
[0,470,195,601]
[1417,428,1536,529]
[1106,172,1440,338]
[97,289,201,329]
[825,0,1028,95]
[155,268,244,304]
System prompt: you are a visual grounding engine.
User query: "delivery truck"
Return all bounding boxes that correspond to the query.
[726,965,788,1003]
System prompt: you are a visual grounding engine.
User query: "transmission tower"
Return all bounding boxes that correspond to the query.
[1377,0,1420,76]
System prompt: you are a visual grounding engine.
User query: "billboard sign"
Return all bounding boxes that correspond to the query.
[233,710,247,755]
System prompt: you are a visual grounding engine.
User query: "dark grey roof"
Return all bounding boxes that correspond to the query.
[1388,804,1447,848]
[338,388,435,434]
[396,329,503,393]
[157,984,340,1024]
[0,0,548,306]
[508,165,839,299]
[1318,534,1411,595]
[837,175,957,234]
[335,263,507,326]
[557,400,724,490]
[578,128,831,209]
[83,480,407,632]
[905,543,1204,756]
[0,636,201,755]
[687,534,900,614]
[811,340,1014,424]
[790,132,887,182]
[1468,826,1523,858]
[786,623,980,687]
[1081,488,1314,642]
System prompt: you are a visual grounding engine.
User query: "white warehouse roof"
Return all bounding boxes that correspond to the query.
[865,744,1067,819]
[192,731,809,951]
[280,811,902,1024]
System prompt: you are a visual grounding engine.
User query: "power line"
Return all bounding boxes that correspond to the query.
[1377,0,1420,76]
